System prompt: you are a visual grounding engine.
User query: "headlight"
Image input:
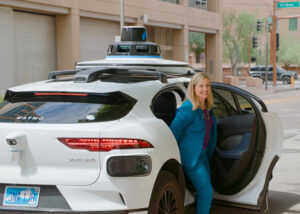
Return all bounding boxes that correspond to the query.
[107,155,151,177]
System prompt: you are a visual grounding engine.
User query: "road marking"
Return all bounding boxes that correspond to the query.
[264,96,300,104]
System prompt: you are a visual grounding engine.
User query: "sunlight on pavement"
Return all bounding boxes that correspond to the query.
[264,96,300,105]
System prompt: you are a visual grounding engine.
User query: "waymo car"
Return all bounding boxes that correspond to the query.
[0,26,282,213]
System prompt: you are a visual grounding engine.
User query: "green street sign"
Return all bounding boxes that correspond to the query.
[277,1,300,8]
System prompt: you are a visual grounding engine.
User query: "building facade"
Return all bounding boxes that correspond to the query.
[0,0,222,91]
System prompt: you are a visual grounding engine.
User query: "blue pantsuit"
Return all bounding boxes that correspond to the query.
[170,100,217,214]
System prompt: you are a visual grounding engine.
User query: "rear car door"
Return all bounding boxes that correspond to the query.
[210,83,282,211]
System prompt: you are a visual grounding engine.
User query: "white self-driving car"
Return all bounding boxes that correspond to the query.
[0,66,283,213]
[0,26,282,213]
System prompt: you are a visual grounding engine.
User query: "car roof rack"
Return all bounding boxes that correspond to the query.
[49,67,169,83]
[48,69,82,80]
[74,68,168,83]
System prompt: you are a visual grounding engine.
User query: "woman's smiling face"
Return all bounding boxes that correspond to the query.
[194,78,211,101]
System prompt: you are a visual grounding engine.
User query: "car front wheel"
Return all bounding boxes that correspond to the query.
[148,170,183,214]
[282,76,291,84]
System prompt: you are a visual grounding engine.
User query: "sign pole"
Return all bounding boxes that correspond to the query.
[265,18,269,90]
[271,1,277,86]
[248,35,251,72]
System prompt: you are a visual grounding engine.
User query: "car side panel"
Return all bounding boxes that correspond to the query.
[57,119,181,211]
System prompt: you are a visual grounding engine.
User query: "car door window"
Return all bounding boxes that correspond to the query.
[235,94,254,114]
[212,89,237,118]
[259,67,266,71]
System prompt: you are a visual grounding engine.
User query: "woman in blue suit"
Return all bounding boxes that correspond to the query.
[170,73,217,214]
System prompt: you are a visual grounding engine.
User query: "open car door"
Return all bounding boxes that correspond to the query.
[209,83,283,211]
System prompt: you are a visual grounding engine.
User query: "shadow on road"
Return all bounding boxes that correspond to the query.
[267,191,300,214]
[185,191,300,214]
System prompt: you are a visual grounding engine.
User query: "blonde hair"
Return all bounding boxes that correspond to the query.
[187,72,214,111]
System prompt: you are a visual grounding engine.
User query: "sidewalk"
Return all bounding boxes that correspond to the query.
[238,80,300,97]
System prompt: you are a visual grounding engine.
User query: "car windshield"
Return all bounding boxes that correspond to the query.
[0,91,136,124]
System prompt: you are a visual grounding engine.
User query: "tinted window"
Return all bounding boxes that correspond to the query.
[259,67,267,71]
[235,94,254,114]
[0,91,135,124]
[212,89,237,118]
[251,67,259,71]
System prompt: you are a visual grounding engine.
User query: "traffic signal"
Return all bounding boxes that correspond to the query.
[252,36,258,48]
[276,33,279,51]
[257,20,262,32]
[251,56,256,62]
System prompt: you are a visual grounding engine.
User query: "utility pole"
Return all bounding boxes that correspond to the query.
[248,35,251,71]
[120,0,124,34]
[271,0,277,86]
[265,18,269,90]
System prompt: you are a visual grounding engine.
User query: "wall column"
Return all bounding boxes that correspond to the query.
[173,25,189,62]
[205,0,222,82]
[205,32,222,82]
[56,0,80,70]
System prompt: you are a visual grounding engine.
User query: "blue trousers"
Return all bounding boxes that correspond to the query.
[184,152,213,214]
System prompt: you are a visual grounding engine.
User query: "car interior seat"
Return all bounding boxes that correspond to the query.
[152,92,177,126]
[212,117,258,194]
[215,133,251,159]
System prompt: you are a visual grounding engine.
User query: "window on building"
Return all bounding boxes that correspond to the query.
[289,18,297,31]
[161,0,180,4]
[189,0,207,10]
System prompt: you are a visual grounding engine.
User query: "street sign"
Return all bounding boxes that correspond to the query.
[277,1,300,9]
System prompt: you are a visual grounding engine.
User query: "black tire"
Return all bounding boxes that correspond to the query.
[282,76,291,84]
[148,170,183,214]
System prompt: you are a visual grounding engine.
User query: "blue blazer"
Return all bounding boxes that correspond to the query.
[170,100,217,169]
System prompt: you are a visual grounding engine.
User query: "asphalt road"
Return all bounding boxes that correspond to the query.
[209,81,300,214]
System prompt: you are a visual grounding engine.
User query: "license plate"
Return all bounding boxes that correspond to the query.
[3,186,40,207]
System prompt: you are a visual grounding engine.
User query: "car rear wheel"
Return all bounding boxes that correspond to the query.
[282,76,291,84]
[148,170,183,214]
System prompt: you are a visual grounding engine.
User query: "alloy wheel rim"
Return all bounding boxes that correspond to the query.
[158,188,178,214]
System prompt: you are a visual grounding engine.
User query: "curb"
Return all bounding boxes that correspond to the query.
[273,87,300,93]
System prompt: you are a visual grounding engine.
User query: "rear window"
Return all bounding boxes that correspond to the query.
[0,91,136,124]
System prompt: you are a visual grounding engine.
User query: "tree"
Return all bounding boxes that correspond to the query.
[222,11,258,75]
[277,34,300,70]
[189,32,205,63]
